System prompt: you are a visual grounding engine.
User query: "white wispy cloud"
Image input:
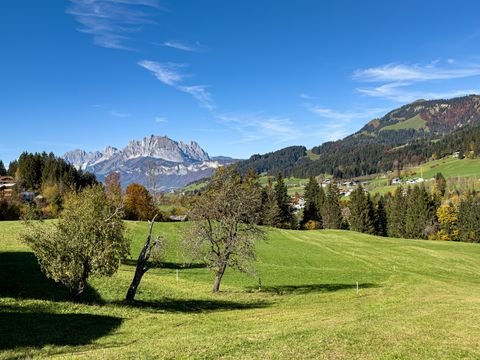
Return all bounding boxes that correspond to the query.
[308,105,387,122]
[108,110,130,118]
[299,93,312,100]
[155,116,167,123]
[353,61,480,83]
[354,60,480,102]
[357,82,479,103]
[163,40,205,52]
[179,85,215,110]
[305,104,389,141]
[217,113,302,144]
[138,60,187,85]
[138,59,216,110]
[67,0,160,50]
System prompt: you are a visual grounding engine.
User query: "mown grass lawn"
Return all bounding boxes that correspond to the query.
[410,156,480,179]
[1,221,480,359]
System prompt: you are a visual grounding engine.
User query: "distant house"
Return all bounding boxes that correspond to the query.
[340,190,352,197]
[406,177,424,185]
[452,151,462,158]
[168,215,187,222]
[0,176,16,199]
[290,197,305,212]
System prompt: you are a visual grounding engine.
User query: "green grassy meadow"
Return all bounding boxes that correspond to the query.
[380,114,428,132]
[409,156,480,179]
[2,221,480,359]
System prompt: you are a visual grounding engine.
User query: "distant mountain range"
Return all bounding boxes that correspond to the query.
[236,95,480,179]
[64,95,480,190]
[64,135,237,190]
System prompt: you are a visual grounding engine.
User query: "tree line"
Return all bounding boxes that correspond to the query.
[0,152,164,221]
[296,174,480,243]
[235,123,480,179]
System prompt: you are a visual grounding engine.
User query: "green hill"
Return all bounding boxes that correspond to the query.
[2,221,480,358]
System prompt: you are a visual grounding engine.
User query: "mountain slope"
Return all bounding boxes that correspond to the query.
[235,95,480,179]
[64,135,235,190]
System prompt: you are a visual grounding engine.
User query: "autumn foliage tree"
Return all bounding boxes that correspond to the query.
[432,202,459,241]
[124,183,155,221]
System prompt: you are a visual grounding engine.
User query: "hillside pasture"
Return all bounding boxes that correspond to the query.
[1,221,480,358]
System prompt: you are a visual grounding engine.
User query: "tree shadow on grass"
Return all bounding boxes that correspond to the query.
[255,283,379,295]
[0,306,122,350]
[112,298,271,313]
[122,259,206,270]
[0,252,103,304]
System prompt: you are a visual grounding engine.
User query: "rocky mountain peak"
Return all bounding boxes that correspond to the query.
[62,135,231,190]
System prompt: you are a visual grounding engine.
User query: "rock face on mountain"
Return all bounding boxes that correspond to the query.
[64,135,234,190]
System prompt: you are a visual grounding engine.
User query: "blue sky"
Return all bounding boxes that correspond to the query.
[2,0,480,165]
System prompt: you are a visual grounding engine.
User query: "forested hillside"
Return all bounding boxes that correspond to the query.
[236,95,480,178]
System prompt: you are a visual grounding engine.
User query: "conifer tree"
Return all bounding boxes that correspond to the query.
[434,172,447,197]
[322,182,343,229]
[374,195,388,237]
[274,173,293,228]
[7,160,17,177]
[387,187,406,238]
[261,178,281,226]
[302,176,321,227]
[405,185,436,239]
[457,194,480,243]
[348,185,375,234]
[0,160,6,176]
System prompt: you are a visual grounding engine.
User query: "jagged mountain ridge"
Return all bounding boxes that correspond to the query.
[64,135,235,190]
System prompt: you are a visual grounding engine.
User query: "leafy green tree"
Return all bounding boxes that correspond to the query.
[348,185,375,234]
[185,167,264,292]
[405,185,436,239]
[387,187,406,238]
[302,176,322,227]
[274,173,293,228]
[322,182,343,229]
[0,160,6,176]
[22,186,129,299]
[457,195,480,243]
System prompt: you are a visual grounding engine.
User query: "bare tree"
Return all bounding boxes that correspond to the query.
[125,214,164,302]
[185,167,264,292]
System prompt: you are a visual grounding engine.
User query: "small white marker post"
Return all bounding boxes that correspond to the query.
[356,282,359,296]
[176,269,179,281]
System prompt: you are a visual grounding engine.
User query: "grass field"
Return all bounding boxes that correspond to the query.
[409,156,480,179]
[2,221,480,359]
[380,114,428,132]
